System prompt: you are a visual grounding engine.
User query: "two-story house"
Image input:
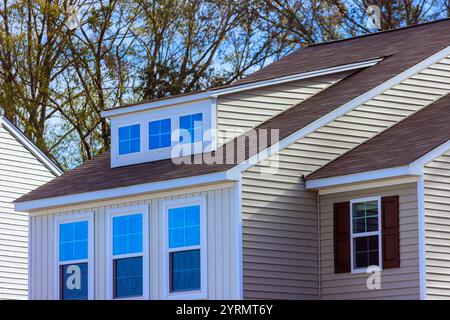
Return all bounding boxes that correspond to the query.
[0,115,62,299]
[14,19,450,300]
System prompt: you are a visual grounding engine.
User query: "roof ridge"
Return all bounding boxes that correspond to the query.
[307,18,450,48]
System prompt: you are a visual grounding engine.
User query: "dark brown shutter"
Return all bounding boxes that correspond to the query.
[381,195,400,269]
[334,201,350,273]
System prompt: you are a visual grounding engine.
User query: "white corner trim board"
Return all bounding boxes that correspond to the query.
[15,171,237,212]
[417,175,427,300]
[0,116,63,176]
[101,58,382,118]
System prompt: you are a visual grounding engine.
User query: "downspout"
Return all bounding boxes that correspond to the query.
[417,172,427,300]
[317,191,321,299]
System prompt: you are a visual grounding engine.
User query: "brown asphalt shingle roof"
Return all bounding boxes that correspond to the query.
[16,19,450,204]
[306,92,450,181]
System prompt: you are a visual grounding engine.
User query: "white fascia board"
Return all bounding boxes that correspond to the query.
[410,138,450,170]
[211,58,382,96]
[227,45,450,177]
[305,166,420,190]
[0,116,63,176]
[15,170,235,212]
[101,59,382,119]
[101,92,212,118]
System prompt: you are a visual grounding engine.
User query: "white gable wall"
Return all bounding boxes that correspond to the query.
[0,122,57,300]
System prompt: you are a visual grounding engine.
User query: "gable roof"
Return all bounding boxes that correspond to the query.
[306,92,450,181]
[15,19,450,208]
[0,116,63,176]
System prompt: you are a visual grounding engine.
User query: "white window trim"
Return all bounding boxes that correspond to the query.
[106,205,150,300]
[350,196,383,274]
[148,117,172,151]
[53,212,94,300]
[161,196,207,300]
[117,123,142,157]
[110,99,215,168]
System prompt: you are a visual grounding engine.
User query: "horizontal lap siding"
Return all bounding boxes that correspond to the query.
[241,57,450,300]
[216,73,347,144]
[0,124,56,300]
[29,183,240,300]
[424,150,450,299]
[242,146,319,300]
[320,183,420,300]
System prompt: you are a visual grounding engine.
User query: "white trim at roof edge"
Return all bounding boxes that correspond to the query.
[306,138,450,191]
[14,45,450,212]
[15,170,238,212]
[0,116,63,176]
[101,58,382,118]
[227,45,450,178]
[305,166,420,190]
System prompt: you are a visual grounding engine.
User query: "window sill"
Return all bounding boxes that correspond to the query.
[166,290,207,300]
[351,266,383,274]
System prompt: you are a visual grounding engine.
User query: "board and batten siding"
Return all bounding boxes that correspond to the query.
[0,122,57,300]
[240,56,450,300]
[319,183,420,300]
[424,149,450,299]
[28,182,240,300]
[216,72,349,145]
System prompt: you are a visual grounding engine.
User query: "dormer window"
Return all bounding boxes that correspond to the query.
[118,124,140,155]
[179,113,203,144]
[149,118,171,150]
[109,98,216,168]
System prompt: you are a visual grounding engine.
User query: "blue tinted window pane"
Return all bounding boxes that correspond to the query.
[113,214,143,256]
[179,113,203,144]
[59,221,88,262]
[61,262,88,300]
[160,119,171,133]
[149,135,160,150]
[118,126,130,140]
[118,124,140,155]
[114,257,143,298]
[169,205,200,248]
[171,250,200,292]
[160,133,171,148]
[149,119,171,150]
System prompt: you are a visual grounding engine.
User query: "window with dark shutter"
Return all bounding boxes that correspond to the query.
[334,202,351,273]
[381,195,400,269]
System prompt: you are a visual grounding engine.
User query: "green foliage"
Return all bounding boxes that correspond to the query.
[0,0,448,169]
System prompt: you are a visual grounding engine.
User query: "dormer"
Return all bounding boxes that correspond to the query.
[103,94,217,168]
[102,58,381,168]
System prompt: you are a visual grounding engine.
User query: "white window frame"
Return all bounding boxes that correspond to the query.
[161,196,207,300]
[148,117,172,151]
[110,98,216,168]
[350,196,383,273]
[54,212,94,300]
[117,122,142,157]
[106,205,149,300]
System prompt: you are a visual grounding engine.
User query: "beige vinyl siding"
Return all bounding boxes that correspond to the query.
[319,183,420,300]
[424,149,450,299]
[0,123,56,300]
[216,73,347,144]
[240,57,450,300]
[242,149,319,300]
[28,182,240,300]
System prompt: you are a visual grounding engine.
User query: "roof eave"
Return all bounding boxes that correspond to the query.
[14,170,238,213]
